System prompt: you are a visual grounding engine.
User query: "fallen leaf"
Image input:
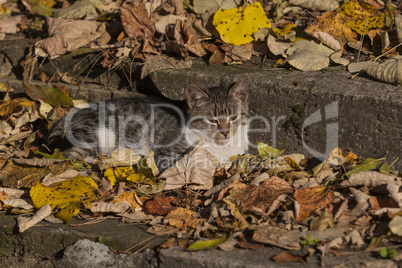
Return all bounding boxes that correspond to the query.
[365,58,402,85]
[305,11,358,49]
[0,98,35,116]
[257,142,285,158]
[223,199,248,231]
[35,17,105,59]
[145,195,175,216]
[310,210,334,231]
[90,201,131,213]
[112,191,145,212]
[120,0,155,41]
[161,139,219,190]
[294,186,334,221]
[187,236,228,251]
[289,0,339,11]
[53,0,103,20]
[338,0,384,35]
[97,148,142,170]
[193,0,239,15]
[164,207,204,232]
[158,237,176,251]
[272,251,307,264]
[252,221,301,250]
[30,175,99,223]
[24,83,74,107]
[18,203,52,232]
[230,176,292,212]
[388,216,402,236]
[237,233,264,250]
[281,40,348,71]
[0,159,74,188]
[213,2,271,46]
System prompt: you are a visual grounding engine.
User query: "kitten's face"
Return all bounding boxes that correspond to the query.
[186,77,249,145]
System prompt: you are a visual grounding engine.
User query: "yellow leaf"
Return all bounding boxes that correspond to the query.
[104,152,159,187]
[213,2,271,45]
[257,142,284,158]
[30,175,98,223]
[337,0,384,35]
[0,98,35,116]
[223,199,248,231]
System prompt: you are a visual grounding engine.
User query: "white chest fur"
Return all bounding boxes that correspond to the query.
[185,125,249,164]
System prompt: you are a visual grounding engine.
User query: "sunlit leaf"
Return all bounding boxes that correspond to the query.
[213,2,271,45]
[338,0,384,35]
[0,98,35,116]
[187,236,228,251]
[30,175,99,223]
[257,142,284,158]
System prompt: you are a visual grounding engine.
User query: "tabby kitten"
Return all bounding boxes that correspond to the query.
[47,77,250,170]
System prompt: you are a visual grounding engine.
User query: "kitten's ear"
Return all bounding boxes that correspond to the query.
[186,84,209,109]
[229,77,249,102]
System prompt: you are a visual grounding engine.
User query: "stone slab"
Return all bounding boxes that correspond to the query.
[143,62,402,171]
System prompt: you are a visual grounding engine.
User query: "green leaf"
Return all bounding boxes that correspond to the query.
[186,236,228,251]
[388,249,397,258]
[24,83,73,107]
[257,142,285,158]
[26,0,53,16]
[342,157,386,179]
[379,247,388,258]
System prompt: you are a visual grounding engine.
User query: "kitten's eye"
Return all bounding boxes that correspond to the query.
[209,119,219,124]
[228,116,238,122]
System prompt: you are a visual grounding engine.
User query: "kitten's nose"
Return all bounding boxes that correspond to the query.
[220,129,229,137]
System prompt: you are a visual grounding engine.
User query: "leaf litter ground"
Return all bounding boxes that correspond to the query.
[0,0,402,265]
[0,89,401,265]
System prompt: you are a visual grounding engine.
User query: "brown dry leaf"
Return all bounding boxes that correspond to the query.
[145,195,175,216]
[294,186,334,221]
[90,201,131,213]
[0,159,74,188]
[0,15,27,34]
[147,224,180,236]
[141,54,192,79]
[157,237,176,252]
[166,19,206,57]
[35,17,106,59]
[53,0,104,20]
[18,203,52,233]
[289,0,339,11]
[252,221,301,250]
[369,196,399,213]
[272,251,307,264]
[164,207,204,232]
[231,44,254,62]
[112,191,145,212]
[267,34,292,57]
[305,11,358,49]
[120,0,155,41]
[365,58,402,85]
[310,210,334,231]
[230,176,292,213]
[237,233,264,250]
[161,139,219,190]
[154,14,187,34]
